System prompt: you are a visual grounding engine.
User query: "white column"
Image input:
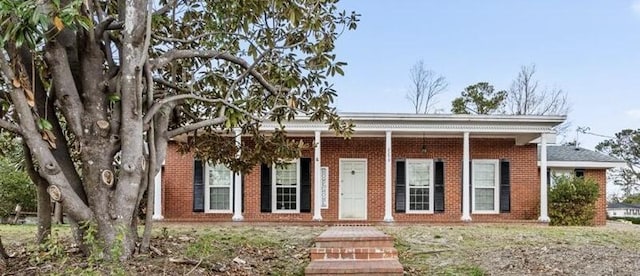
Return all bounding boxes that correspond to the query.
[384,130,394,222]
[152,168,163,220]
[313,130,323,221]
[232,129,244,221]
[538,133,550,222]
[461,132,472,221]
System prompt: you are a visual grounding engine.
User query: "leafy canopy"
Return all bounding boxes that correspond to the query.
[451,82,506,115]
[596,129,640,195]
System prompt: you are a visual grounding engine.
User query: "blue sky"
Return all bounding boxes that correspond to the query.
[330,0,640,150]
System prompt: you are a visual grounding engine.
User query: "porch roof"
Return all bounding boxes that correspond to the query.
[260,112,565,144]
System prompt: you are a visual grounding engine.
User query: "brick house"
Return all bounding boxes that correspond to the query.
[153,113,624,225]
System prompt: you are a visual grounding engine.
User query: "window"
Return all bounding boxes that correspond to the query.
[204,163,233,212]
[472,160,499,213]
[550,169,573,187]
[272,160,300,213]
[406,159,434,213]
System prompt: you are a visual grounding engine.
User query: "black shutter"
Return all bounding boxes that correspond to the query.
[499,160,511,213]
[575,169,585,178]
[300,158,312,213]
[260,164,272,212]
[434,160,445,213]
[193,159,205,212]
[395,160,406,213]
[547,169,551,188]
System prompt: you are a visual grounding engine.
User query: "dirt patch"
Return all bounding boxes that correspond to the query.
[382,222,640,275]
[1,224,327,275]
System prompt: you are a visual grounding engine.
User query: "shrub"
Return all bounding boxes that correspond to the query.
[616,217,640,224]
[549,175,599,226]
[0,159,36,218]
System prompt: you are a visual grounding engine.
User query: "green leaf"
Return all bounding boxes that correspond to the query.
[37,118,53,131]
[108,94,121,102]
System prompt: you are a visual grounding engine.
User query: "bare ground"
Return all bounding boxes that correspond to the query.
[0,222,638,275]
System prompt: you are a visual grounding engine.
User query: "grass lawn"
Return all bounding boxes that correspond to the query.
[1,222,639,275]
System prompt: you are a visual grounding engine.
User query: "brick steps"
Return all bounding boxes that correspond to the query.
[305,260,404,275]
[304,226,403,275]
[310,247,398,260]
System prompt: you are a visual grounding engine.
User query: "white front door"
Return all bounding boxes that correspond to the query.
[339,159,367,220]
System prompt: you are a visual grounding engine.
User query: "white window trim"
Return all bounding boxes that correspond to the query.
[204,163,233,213]
[471,159,500,214]
[405,159,434,214]
[272,159,301,213]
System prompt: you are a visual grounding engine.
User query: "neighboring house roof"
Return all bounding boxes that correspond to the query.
[538,145,626,169]
[607,202,640,209]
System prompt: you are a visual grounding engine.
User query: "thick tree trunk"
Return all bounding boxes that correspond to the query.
[36,184,52,244]
[0,236,8,271]
[54,203,63,224]
[23,143,52,243]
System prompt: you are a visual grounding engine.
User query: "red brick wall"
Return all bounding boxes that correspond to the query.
[585,169,607,226]
[161,137,607,224]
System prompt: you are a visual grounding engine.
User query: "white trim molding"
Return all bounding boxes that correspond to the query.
[540,161,626,168]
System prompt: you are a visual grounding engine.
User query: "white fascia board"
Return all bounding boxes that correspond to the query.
[259,123,558,134]
[538,161,627,168]
[333,112,566,124]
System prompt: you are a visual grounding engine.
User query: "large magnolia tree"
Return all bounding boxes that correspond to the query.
[0,0,357,259]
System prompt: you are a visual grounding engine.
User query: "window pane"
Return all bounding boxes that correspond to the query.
[209,164,231,187]
[409,187,429,211]
[408,161,431,187]
[475,188,494,211]
[209,187,230,210]
[276,187,297,210]
[474,163,495,188]
[276,163,297,186]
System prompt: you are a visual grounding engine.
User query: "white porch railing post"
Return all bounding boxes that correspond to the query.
[313,130,323,221]
[384,130,394,222]
[232,129,244,221]
[461,132,472,222]
[538,133,550,222]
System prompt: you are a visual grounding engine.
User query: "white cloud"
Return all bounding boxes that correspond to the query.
[625,109,640,119]
[632,0,640,15]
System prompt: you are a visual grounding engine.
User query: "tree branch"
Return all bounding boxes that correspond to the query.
[0,119,21,134]
[0,51,93,222]
[153,0,177,16]
[144,93,261,125]
[44,42,85,137]
[166,117,226,138]
[150,50,287,95]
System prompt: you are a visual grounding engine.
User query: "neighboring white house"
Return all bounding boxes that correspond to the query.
[607,202,640,218]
